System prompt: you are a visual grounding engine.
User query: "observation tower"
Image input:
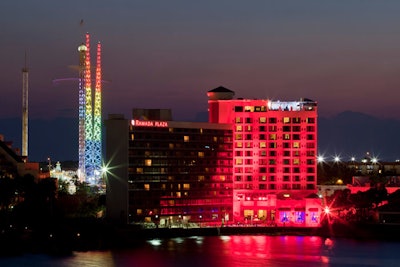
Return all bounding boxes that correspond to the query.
[77,33,103,184]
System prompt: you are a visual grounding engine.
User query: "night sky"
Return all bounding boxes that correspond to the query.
[2,1,400,122]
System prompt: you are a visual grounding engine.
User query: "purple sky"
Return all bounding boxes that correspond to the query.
[2,1,400,121]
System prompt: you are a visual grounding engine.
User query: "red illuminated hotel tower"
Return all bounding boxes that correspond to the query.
[207,87,320,225]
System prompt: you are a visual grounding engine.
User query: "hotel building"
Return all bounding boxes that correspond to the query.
[106,87,322,226]
[105,110,233,225]
[207,87,320,225]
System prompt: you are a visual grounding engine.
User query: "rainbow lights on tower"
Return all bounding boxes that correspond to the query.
[77,32,103,184]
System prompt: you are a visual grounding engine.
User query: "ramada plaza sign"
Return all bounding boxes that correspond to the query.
[131,119,169,127]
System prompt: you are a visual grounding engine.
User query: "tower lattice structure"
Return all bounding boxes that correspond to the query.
[78,32,103,184]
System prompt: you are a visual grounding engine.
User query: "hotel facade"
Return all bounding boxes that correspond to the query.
[106,87,322,226]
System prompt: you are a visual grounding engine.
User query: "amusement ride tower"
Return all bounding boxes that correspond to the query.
[77,33,103,184]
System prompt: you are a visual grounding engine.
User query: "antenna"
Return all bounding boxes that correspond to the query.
[22,52,29,159]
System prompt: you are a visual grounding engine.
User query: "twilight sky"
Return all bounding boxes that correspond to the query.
[2,1,400,122]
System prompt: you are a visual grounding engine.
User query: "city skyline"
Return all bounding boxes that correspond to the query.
[2,1,400,123]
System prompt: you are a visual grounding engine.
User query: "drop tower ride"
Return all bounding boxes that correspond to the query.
[77,33,103,184]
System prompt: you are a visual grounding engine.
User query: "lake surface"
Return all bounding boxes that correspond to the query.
[1,235,399,267]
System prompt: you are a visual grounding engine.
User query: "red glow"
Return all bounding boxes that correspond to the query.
[208,95,320,226]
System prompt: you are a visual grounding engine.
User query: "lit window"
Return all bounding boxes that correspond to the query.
[260,142,266,148]
[283,117,290,123]
[284,134,290,140]
[136,168,143,174]
[169,143,174,149]
[236,142,243,148]
[144,184,150,190]
[235,134,243,140]
[269,134,276,140]
[130,134,134,140]
[183,184,190,189]
[220,176,225,181]
[236,158,243,165]
[293,159,300,165]
[145,159,152,166]
[235,117,242,123]
[198,176,205,181]
[176,192,181,197]
[236,125,242,132]
[293,142,300,148]
[184,136,189,142]
[198,152,205,158]
[259,117,266,123]
[244,106,254,112]
[137,209,142,215]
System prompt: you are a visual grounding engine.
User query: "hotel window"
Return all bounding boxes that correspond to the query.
[136,168,143,174]
[307,159,314,164]
[283,126,290,132]
[130,134,134,140]
[235,117,243,123]
[235,134,243,140]
[270,184,276,190]
[245,118,252,123]
[260,175,267,181]
[283,143,290,148]
[293,117,301,124]
[236,142,243,148]
[293,134,300,140]
[260,142,267,148]
[235,106,243,112]
[244,106,254,112]
[270,176,275,181]
[269,118,277,123]
[307,176,315,181]
[145,159,152,166]
[259,134,266,140]
[269,159,276,164]
[284,134,290,140]
[268,126,277,132]
[283,159,290,165]
[293,142,300,148]
[259,184,266,190]
[184,135,190,142]
[293,167,300,173]
[307,167,315,173]
[293,151,300,156]
[283,176,290,181]
[306,143,315,148]
[293,158,300,165]
[144,184,150,191]
[137,209,143,215]
[283,167,290,173]
[259,117,266,123]
[260,150,267,156]
[269,134,276,140]
[259,167,266,173]
[293,126,301,132]
[269,167,276,172]
[283,117,290,124]
[183,183,190,189]
[245,125,252,131]
[236,176,242,181]
[235,158,243,165]
[245,134,252,140]
[307,118,315,123]
[307,126,315,131]
[283,151,290,156]
[236,125,243,132]
[245,142,252,148]
[269,151,276,156]
[246,176,252,181]
[268,142,276,148]
[245,159,252,165]
[294,176,300,181]
[307,134,314,140]
[198,152,205,158]
[259,126,266,131]
[245,151,252,156]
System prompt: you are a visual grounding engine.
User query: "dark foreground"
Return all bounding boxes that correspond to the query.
[1,220,400,256]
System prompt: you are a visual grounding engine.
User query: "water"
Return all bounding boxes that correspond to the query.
[1,235,399,267]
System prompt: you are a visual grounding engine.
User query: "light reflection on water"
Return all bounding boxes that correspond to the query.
[1,235,400,267]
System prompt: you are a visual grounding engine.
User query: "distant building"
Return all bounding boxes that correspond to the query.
[0,134,42,180]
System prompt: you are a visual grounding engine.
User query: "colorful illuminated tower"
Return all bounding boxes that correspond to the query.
[92,42,102,177]
[77,42,87,181]
[78,32,103,184]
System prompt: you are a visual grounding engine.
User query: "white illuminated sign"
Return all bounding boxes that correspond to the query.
[131,119,168,127]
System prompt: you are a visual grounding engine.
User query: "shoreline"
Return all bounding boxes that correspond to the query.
[1,222,400,257]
